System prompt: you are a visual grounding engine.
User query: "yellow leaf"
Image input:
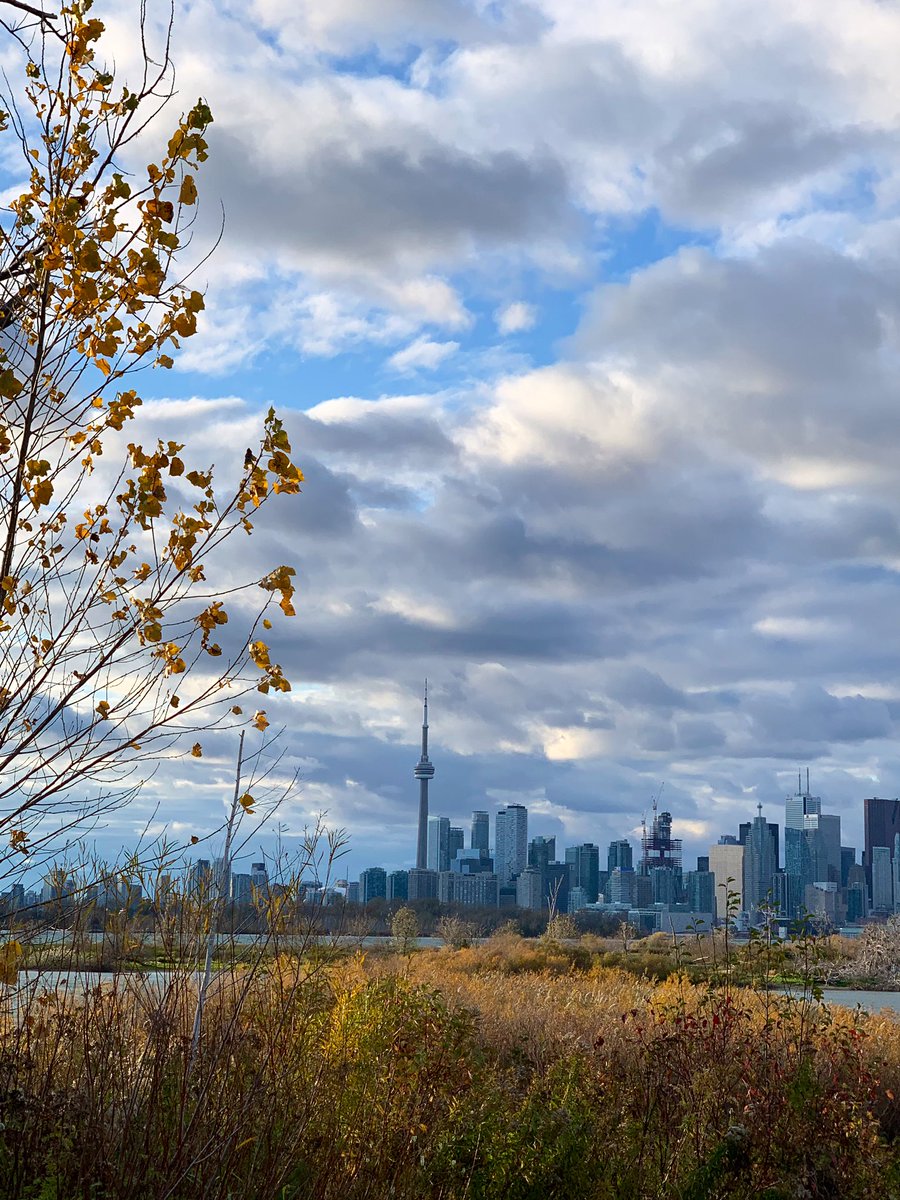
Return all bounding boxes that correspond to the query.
[239,793,255,814]
[0,940,22,986]
[179,175,197,205]
[145,198,174,223]
[191,743,202,758]
[96,700,110,719]
[231,705,242,715]
[253,710,269,732]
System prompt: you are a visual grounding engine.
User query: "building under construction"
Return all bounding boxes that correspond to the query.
[639,808,683,877]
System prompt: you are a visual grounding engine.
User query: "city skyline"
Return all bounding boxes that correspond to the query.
[27,0,900,881]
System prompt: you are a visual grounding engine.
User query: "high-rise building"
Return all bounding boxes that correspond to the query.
[608,867,635,906]
[685,867,715,915]
[406,868,438,901]
[528,836,555,872]
[360,867,387,904]
[387,870,409,902]
[785,770,821,831]
[864,797,900,891]
[784,775,840,912]
[565,844,600,903]
[250,862,268,892]
[739,819,779,871]
[439,871,498,907]
[840,847,856,888]
[743,804,778,919]
[449,826,465,864]
[188,859,212,899]
[871,846,893,913]
[231,873,252,904]
[212,857,230,901]
[545,861,570,914]
[471,811,490,854]
[414,683,436,870]
[451,848,493,874]
[805,813,841,885]
[515,866,544,911]
[495,804,527,884]
[607,839,633,874]
[640,810,682,876]
[708,841,744,918]
[650,866,677,906]
[846,863,868,922]
[427,816,451,873]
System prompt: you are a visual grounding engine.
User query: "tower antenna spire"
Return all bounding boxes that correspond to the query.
[414,678,435,870]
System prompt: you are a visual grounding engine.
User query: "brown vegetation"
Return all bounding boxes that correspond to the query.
[0,925,898,1198]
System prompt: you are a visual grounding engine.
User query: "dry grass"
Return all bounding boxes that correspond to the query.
[0,924,896,1198]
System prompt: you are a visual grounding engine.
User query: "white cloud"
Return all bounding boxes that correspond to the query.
[387,336,460,373]
[495,301,537,334]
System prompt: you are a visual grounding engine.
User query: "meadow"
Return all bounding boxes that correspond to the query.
[0,917,899,1199]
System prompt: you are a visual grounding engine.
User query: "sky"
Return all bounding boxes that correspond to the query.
[14,0,900,878]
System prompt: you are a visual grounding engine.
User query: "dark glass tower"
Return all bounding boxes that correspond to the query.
[414,682,435,870]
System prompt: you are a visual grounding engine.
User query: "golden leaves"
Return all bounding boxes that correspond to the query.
[144,199,174,223]
[96,700,111,719]
[259,565,297,617]
[179,175,197,206]
[191,743,202,758]
[250,641,271,670]
[253,710,269,732]
[239,793,255,814]
[0,370,23,399]
[157,642,186,675]
[0,940,22,986]
[196,601,228,650]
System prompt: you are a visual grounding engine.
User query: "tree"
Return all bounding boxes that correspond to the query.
[0,1,302,874]
[436,913,476,949]
[390,905,419,955]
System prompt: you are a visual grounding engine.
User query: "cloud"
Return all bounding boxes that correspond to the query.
[33,0,900,878]
[387,337,460,373]
[496,302,537,334]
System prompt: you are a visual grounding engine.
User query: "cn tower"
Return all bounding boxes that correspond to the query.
[414,680,435,869]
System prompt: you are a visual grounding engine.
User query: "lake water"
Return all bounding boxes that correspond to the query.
[818,988,900,1013]
[9,969,900,1019]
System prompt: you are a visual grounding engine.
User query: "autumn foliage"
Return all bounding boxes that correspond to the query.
[0,1,302,860]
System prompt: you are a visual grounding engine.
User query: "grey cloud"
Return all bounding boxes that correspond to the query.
[289,408,457,469]
[746,685,892,750]
[604,666,689,712]
[653,106,882,223]
[204,132,573,270]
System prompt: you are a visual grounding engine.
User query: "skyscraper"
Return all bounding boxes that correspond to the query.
[471,811,490,854]
[565,844,600,903]
[360,867,387,904]
[495,804,527,884]
[427,816,451,872]
[414,682,435,870]
[708,840,744,918]
[872,846,893,913]
[528,836,555,872]
[743,804,777,919]
[784,772,834,915]
[607,839,633,874]
[864,797,900,889]
[449,826,465,865]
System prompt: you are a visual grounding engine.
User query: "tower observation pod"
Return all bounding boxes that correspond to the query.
[414,681,435,870]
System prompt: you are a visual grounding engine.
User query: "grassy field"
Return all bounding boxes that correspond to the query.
[0,924,898,1199]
